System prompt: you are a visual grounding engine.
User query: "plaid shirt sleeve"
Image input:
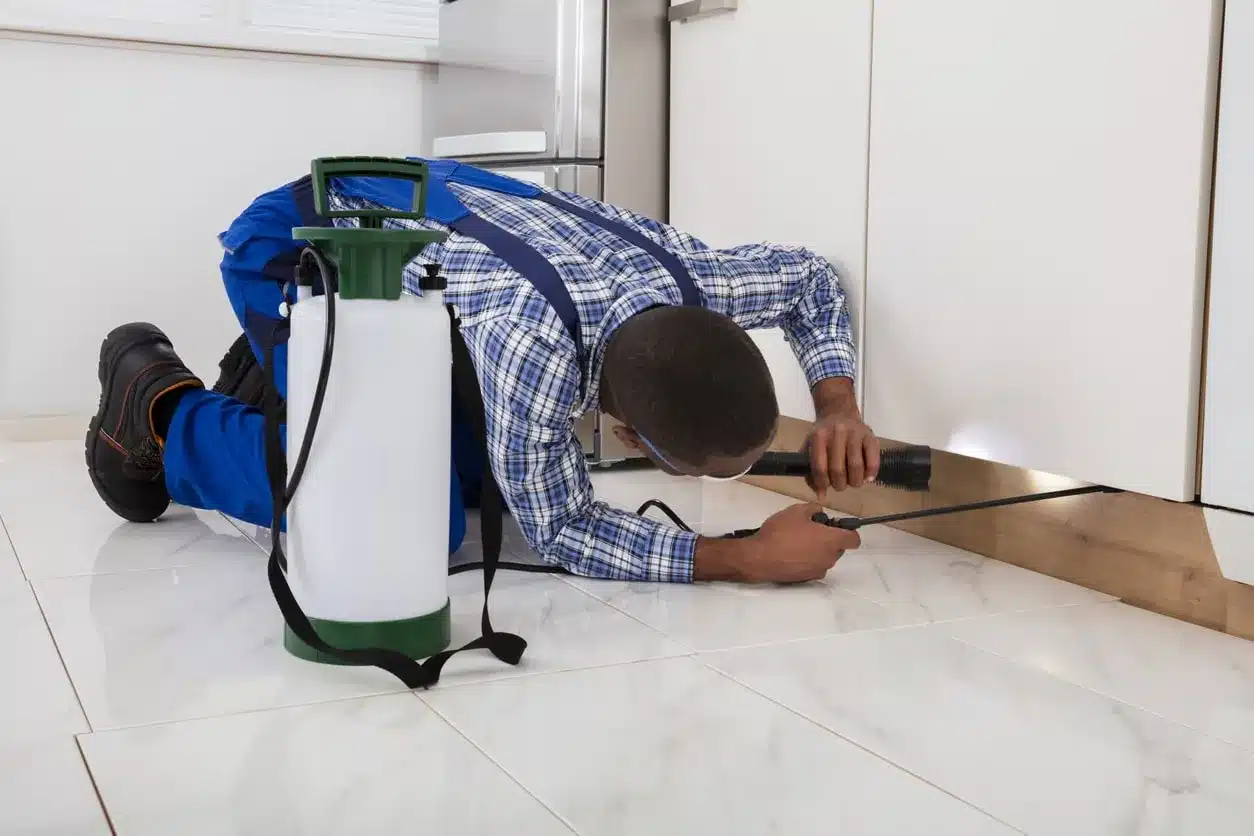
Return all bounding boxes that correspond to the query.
[470,314,700,582]
[550,190,857,388]
[707,243,858,389]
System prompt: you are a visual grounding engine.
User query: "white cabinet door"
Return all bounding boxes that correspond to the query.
[1202,0,1254,514]
[863,0,1221,501]
[668,0,873,421]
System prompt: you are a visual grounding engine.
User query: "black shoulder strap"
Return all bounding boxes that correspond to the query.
[532,192,703,308]
[261,301,525,689]
[449,213,583,352]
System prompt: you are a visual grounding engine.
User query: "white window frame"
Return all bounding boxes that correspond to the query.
[0,0,439,63]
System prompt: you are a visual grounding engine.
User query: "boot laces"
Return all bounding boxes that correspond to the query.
[125,436,164,476]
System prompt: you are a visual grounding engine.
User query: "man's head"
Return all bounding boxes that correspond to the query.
[602,306,779,478]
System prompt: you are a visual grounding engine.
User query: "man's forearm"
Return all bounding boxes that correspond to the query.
[694,535,760,582]
[812,376,861,420]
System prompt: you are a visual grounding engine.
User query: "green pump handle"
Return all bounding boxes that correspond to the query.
[309,156,434,226]
[294,157,447,300]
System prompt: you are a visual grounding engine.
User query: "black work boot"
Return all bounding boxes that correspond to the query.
[86,323,204,523]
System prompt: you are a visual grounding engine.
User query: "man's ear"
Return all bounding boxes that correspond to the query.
[612,424,644,451]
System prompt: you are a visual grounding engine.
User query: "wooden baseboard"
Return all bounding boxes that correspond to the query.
[747,417,1254,641]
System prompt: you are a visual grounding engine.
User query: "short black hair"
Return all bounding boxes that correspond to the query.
[603,306,779,467]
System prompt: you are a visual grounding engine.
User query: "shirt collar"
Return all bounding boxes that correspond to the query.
[581,288,670,415]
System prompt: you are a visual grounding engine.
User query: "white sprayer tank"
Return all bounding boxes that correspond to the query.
[284,288,452,661]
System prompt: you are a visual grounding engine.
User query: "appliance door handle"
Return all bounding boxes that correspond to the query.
[668,0,738,24]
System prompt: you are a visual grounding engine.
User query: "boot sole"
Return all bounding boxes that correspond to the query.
[85,323,173,523]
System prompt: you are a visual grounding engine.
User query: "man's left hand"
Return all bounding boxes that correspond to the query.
[805,413,880,497]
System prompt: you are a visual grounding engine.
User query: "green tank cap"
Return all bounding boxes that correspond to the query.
[292,157,448,301]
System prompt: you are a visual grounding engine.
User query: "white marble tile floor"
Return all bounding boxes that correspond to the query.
[3,440,1254,835]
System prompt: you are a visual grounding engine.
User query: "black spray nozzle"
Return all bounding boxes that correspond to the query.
[419,263,447,292]
[294,248,319,287]
[811,511,860,530]
[748,444,932,492]
[294,247,338,293]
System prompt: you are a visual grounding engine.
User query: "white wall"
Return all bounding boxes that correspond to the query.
[0,33,432,419]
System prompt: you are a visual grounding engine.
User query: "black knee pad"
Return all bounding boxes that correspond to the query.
[212,333,285,421]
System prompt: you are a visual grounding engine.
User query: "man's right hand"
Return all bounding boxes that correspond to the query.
[694,503,860,584]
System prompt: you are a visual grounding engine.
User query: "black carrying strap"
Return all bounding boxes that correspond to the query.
[533,192,703,309]
[261,305,525,690]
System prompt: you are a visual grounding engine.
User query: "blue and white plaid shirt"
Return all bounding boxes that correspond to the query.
[329,180,856,583]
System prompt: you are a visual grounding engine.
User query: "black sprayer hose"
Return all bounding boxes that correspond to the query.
[284,247,338,505]
[635,499,695,532]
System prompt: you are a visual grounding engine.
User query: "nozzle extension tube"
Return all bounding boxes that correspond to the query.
[809,484,1122,531]
[748,445,933,492]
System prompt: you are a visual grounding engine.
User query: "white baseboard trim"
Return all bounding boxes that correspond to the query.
[0,414,92,443]
[1205,506,1254,588]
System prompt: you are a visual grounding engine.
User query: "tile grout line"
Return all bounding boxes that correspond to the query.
[20,555,264,584]
[943,624,1254,757]
[698,661,1027,835]
[218,513,270,556]
[671,598,1126,662]
[29,584,99,731]
[0,512,30,582]
[872,596,1122,630]
[5,508,117,831]
[550,572,701,646]
[827,559,1121,614]
[712,595,1116,656]
[74,732,118,835]
[81,688,415,736]
[561,573,1124,658]
[414,691,581,835]
[413,652,701,698]
[78,653,698,736]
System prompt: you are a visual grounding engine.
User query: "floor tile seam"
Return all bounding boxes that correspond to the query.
[0,512,30,582]
[414,652,701,698]
[550,573,711,649]
[27,581,95,733]
[832,583,1121,625]
[218,514,269,556]
[22,553,263,585]
[73,688,415,736]
[698,661,1027,834]
[944,627,1254,757]
[73,652,699,734]
[73,734,118,836]
[410,690,581,835]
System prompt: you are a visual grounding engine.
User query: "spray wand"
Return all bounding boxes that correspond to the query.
[638,444,1122,536]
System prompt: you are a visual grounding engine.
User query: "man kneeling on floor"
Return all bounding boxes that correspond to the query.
[86,158,872,585]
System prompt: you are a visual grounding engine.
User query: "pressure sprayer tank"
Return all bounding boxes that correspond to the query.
[283,158,452,664]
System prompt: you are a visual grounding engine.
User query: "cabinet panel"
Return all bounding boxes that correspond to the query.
[668,0,873,421]
[864,0,1220,500]
[1202,0,1254,514]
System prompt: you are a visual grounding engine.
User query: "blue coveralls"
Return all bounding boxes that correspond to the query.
[161,163,532,553]
[162,159,702,555]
